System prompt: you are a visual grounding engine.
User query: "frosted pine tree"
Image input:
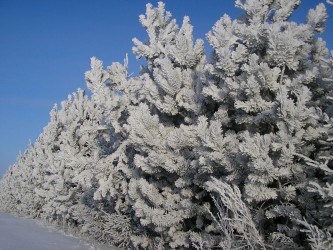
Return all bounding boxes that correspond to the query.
[124,3,217,248]
[36,90,100,226]
[84,56,138,247]
[0,89,115,239]
[0,104,64,217]
[203,0,333,248]
[84,3,211,248]
[0,147,38,216]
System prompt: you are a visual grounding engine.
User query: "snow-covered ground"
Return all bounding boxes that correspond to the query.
[0,213,113,250]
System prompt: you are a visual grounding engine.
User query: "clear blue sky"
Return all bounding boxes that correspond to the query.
[0,0,332,176]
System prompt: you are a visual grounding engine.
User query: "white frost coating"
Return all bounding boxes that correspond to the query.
[0,1,333,249]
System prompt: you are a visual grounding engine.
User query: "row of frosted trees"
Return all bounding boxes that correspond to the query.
[1,1,333,249]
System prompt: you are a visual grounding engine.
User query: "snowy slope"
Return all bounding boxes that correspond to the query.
[0,213,112,250]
